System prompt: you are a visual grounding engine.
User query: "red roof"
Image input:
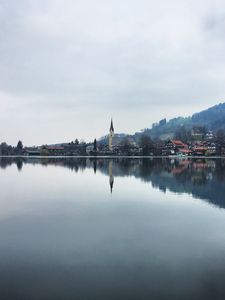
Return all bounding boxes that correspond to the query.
[178,149,192,153]
[171,166,187,174]
[46,146,64,150]
[193,162,207,168]
[194,147,207,151]
[171,140,186,147]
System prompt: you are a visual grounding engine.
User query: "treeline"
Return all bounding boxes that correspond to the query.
[0,141,23,155]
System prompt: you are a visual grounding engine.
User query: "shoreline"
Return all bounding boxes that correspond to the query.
[0,155,225,159]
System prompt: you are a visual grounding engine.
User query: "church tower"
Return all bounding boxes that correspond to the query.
[109,118,114,151]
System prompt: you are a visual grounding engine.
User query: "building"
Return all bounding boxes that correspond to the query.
[205,131,214,140]
[203,141,217,155]
[191,128,204,141]
[192,146,208,156]
[24,148,41,156]
[162,139,188,155]
[42,146,65,155]
[109,119,114,151]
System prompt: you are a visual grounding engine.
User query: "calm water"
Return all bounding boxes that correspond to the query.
[1,157,225,300]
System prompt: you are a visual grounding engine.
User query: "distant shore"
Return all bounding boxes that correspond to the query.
[1,155,225,159]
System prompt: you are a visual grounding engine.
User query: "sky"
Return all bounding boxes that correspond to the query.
[1,0,225,145]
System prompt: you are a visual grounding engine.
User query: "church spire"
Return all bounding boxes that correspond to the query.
[109,118,114,151]
[110,118,114,132]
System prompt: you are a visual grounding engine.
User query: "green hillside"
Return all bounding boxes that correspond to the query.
[136,102,225,140]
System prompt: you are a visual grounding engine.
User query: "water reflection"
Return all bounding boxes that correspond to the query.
[1,157,225,209]
[1,157,225,300]
[108,160,114,194]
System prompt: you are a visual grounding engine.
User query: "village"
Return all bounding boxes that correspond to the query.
[5,120,222,157]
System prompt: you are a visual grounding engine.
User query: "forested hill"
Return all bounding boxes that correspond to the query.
[136,102,225,140]
[192,103,225,126]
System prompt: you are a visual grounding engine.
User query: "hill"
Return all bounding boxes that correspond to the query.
[134,102,225,141]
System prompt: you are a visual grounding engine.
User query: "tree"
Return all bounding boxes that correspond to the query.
[0,142,7,155]
[193,125,207,135]
[215,129,225,155]
[216,128,225,141]
[139,135,155,156]
[119,138,132,155]
[93,138,97,152]
[17,140,23,151]
[75,139,79,145]
[175,126,191,142]
[159,118,167,127]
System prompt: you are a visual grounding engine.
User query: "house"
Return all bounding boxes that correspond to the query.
[205,131,214,140]
[203,141,217,155]
[42,146,65,155]
[191,129,204,141]
[86,145,94,155]
[192,146,208,156]
[176,148,192,156]
[162,139,188,155]
[24,148,41,156]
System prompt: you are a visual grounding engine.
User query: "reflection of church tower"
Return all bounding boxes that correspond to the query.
[109,160,114,194]
[109,119,114,151]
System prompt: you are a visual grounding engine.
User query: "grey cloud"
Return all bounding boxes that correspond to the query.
[1,0,225,144]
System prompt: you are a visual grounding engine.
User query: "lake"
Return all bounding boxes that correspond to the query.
[1,157,225,300]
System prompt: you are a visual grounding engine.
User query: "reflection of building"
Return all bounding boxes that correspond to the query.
[108,160,114,193]
[109,119,114,151]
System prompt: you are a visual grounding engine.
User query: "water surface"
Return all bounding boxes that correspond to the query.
[1,157,225,300]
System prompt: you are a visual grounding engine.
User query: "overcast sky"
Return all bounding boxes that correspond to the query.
[1,0,225,145]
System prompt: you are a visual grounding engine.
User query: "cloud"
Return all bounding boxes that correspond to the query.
[0,0,225,144]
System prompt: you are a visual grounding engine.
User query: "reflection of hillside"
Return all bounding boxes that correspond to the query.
[1,157,225,209]
[136,158,225,209]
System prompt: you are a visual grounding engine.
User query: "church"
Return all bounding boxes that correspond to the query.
[107,118,138,153]
[109,119,114,151]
